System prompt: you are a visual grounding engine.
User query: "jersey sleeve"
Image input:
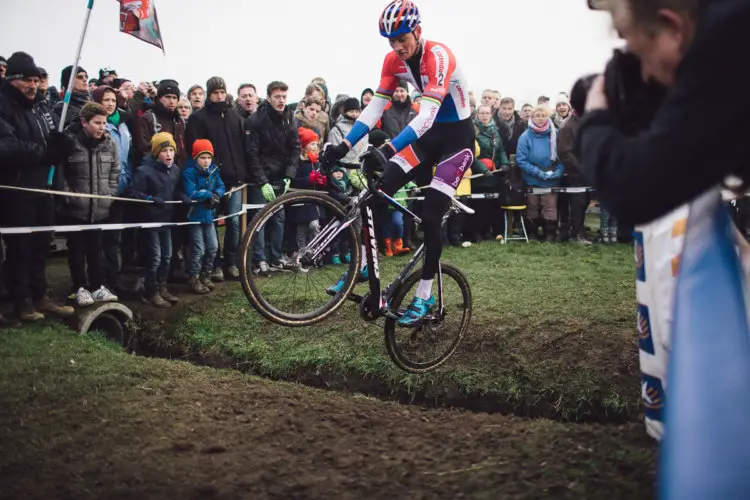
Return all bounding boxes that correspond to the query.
[345,54,400,146]
[389,43,456,153]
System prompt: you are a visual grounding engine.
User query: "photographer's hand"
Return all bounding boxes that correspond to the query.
[585,75,608,112]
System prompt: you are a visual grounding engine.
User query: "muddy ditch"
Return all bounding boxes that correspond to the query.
[92,305,642,426]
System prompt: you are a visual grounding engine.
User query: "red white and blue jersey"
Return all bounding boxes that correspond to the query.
[346,39,471,154]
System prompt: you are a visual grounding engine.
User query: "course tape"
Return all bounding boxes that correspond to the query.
[0,206,266,235]
[0,183,250,204]
[401,187,597,201]
[0,183,599,234]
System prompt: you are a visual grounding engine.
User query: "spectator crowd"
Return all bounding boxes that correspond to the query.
[0,50,617,325]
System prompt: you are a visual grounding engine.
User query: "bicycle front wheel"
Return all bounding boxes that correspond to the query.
[384,263,472,373]
[239,190,361,327]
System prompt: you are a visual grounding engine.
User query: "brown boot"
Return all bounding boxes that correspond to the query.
[384,238,394,257]
[393,238,411,255]
[35,295,75,319]
[200,272,215,291]
[158,283,179,304]
[189,276,210,295]
[142,291,171,309]
[16,298,44,323]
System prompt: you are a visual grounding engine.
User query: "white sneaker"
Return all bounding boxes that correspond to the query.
[91,286,118,303]
[75,287,95,307]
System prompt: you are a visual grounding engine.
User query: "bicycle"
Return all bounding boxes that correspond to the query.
[238,149,474,373]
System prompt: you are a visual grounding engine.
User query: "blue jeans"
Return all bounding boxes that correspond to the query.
[249,187,285,265]
[600,207,618,235]
[384,210,404,239]
[189,223,219,277]
[146,228,172,295]
[214,189,242,270]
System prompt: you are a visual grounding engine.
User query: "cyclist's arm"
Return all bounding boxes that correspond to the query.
[344,55,399,147]
[388,45,455,154]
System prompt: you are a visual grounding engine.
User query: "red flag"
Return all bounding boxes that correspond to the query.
[119,0,165,52]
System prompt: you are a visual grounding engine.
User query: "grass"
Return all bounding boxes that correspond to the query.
[156,241,640,422]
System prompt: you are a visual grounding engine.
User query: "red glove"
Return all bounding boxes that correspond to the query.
[309,170,328,186]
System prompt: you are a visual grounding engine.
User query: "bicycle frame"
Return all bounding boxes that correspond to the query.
[299,157,460,323]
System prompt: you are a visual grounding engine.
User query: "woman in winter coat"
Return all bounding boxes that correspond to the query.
[328,98,369,167]
[380,80,417,139]
[516,105,564,242]
[295,96,324,146]
[469,104,510,241]
[93,84,135,295]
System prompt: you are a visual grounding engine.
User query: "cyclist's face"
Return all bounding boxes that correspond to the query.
[389,26,421,60]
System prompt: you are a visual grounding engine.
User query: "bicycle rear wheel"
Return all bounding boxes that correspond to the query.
[239,190,361,327]
[384,263,472,373]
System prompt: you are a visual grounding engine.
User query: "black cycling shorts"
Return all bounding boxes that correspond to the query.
[388,118,475,197]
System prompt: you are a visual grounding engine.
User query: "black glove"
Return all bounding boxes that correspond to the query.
[149,196,166,206]
[211,193,221,208]
[45,130,75,164]
[498,164,511,174]
[321,142,350,168]
[361,144,395,172]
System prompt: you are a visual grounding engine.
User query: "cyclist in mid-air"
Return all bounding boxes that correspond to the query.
[323,0,474,327]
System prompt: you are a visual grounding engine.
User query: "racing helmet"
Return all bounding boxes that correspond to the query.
[379,0,421,39]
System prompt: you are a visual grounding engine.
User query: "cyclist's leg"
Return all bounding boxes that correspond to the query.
[399,120,475,326]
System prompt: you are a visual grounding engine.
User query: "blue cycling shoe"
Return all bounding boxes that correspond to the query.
[326,265,369,296]
[398,295,436,327]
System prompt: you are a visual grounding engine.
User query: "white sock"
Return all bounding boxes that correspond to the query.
[360,245,368,270]
[415,279,433,300]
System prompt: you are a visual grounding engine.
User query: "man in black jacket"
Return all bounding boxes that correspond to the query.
[580,0,750,226]
[494,97,527,156]
[245,81,300,275]
[0,52,75,322]
[54,65,91,129]
[185,76,247,280]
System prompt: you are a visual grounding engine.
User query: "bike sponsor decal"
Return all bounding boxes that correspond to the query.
[365,206,380,279]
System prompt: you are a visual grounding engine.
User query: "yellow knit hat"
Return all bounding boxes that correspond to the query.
[151,132,177,158]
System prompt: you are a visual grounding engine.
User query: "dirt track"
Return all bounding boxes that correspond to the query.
[0,351,655,500]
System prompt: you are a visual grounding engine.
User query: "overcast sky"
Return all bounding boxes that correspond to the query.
[0,0,620,106]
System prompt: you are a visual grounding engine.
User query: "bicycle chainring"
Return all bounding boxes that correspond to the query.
[359,292,380,322]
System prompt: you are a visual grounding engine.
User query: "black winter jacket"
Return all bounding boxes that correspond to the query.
[245,100,300,186]
[133,103,187,167]
[0,81,55,197]
[494,111,527,156]
[381,98,417,139]
[579,0,750,225]
[184,100,247,186]
[35,89,59,133]
[54,91,90,129]
[58,124,120,223]
[126,156,189,222]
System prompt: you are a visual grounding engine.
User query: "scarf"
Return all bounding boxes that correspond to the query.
[108,109,121,127]
[528,118,557,161]
[503,115,515,141]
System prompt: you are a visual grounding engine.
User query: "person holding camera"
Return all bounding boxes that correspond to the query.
[578,0,750,225]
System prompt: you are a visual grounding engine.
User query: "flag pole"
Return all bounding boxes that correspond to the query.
[49,0,95,186]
